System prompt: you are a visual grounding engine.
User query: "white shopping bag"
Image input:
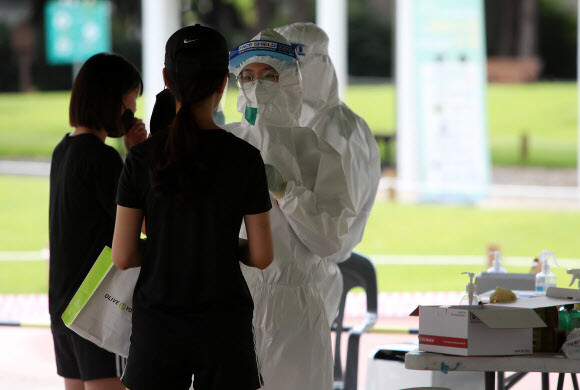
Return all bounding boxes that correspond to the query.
[62,246,140,358]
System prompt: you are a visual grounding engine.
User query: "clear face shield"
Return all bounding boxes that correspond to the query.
[230,39,301,106]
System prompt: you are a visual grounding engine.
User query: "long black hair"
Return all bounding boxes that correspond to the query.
[149,25,229,200]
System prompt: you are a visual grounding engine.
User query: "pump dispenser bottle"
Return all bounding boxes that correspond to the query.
[460,272,480,306]
[487,250,507,273]
[535,251,558,293]
[565,269,580,331]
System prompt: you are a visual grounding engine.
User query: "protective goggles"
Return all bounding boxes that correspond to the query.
[236,70,280,89]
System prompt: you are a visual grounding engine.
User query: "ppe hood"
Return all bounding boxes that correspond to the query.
[229,29,302,128]
[275,22,340,123]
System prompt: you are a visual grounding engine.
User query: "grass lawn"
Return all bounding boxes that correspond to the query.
[0,262,574,294]
[2,174,580,294]
[0,261,48,294]
[4,175,580,256]
[487,83,577,167]
[356,200,580,258]
[0,175,49,251]
[0,82,577,167]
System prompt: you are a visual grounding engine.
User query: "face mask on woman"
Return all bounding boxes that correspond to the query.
[243,79,280,106]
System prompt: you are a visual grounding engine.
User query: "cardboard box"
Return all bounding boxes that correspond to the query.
[412,305,543,356]
[411,290,580,357]
[533,306,561,352]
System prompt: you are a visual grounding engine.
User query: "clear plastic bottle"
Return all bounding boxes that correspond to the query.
[487,250,507,273]
[459,272,480,306]
[535,251,558,293]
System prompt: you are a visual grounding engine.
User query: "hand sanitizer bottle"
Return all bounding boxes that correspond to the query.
[559,304,573,333]
[535,251,558,293]
[460,272,480,306]
[566,269,580,330]
[487,250,507,273]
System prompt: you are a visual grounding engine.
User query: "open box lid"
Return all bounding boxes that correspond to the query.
[469,306,546,328]
[410,305,546,328]
[486,289,580,309]
[410,288,580,317]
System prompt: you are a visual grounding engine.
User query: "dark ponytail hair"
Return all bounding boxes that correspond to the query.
[150,25,229,200]
[149,67,227,199]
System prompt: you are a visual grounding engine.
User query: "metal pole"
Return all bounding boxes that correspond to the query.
[394,0,419,201]
[142,0,181,125]
[485,372,496,390]
[577,0,580,198]
[542,373,550,390]
[316,0,347,100]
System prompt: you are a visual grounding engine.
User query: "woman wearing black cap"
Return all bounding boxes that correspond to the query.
[111,25,273,390]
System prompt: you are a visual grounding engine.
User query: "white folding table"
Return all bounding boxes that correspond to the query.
[405,349,579,390]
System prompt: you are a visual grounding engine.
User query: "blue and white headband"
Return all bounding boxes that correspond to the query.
[229,40,297,68]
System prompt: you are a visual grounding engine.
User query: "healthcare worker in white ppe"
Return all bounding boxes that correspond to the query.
[224,28,356,390]
[275,22,381,324]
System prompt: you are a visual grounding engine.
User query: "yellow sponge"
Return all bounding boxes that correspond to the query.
[490,286,517,303]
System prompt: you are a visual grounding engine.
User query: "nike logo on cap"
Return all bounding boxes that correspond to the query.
[184,38,198,44]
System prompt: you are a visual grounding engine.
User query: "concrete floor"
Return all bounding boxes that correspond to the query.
[1,317,577,390]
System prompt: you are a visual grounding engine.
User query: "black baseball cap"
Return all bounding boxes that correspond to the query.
[164,24,228,73]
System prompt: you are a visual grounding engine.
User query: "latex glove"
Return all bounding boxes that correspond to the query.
[490,286,516,303]
[124,118,147,151]
[265,164,287,199]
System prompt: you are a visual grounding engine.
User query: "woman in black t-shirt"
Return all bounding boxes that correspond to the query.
[49,53,146,390]
[112,25,273,390]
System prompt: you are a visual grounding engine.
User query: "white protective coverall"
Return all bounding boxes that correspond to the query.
[224,29,356,390]
[275,22,382,324]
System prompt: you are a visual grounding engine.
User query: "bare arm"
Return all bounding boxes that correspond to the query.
[241,211,273,270]
[112,205,145,270]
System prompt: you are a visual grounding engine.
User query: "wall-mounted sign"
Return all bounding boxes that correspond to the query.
[45,1,111,65]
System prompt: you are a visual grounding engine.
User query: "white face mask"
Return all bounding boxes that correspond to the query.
[242,79,280,106]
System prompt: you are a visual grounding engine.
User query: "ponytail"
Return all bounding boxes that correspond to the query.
[149,68,227,200]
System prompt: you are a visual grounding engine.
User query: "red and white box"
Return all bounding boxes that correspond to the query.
[412,305,543,356]
[411,291,580,356]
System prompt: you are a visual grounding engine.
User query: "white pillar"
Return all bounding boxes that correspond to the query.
[316,0,347,99]
[395,0,419,200]
[142,0,181,124]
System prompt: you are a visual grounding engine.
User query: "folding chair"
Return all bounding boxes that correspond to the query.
[332,252,378,390]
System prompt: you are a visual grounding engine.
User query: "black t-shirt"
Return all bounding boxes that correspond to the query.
[116,128,271,320]
[49,133,123,333]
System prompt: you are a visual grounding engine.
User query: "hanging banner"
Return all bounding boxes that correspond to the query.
[396,0,490,203]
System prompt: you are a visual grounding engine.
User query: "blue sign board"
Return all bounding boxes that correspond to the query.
[45,1,111,65]
[396,0,490,204]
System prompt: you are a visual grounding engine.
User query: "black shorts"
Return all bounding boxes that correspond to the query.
[122,309,263,390]
[52,328,125,381]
